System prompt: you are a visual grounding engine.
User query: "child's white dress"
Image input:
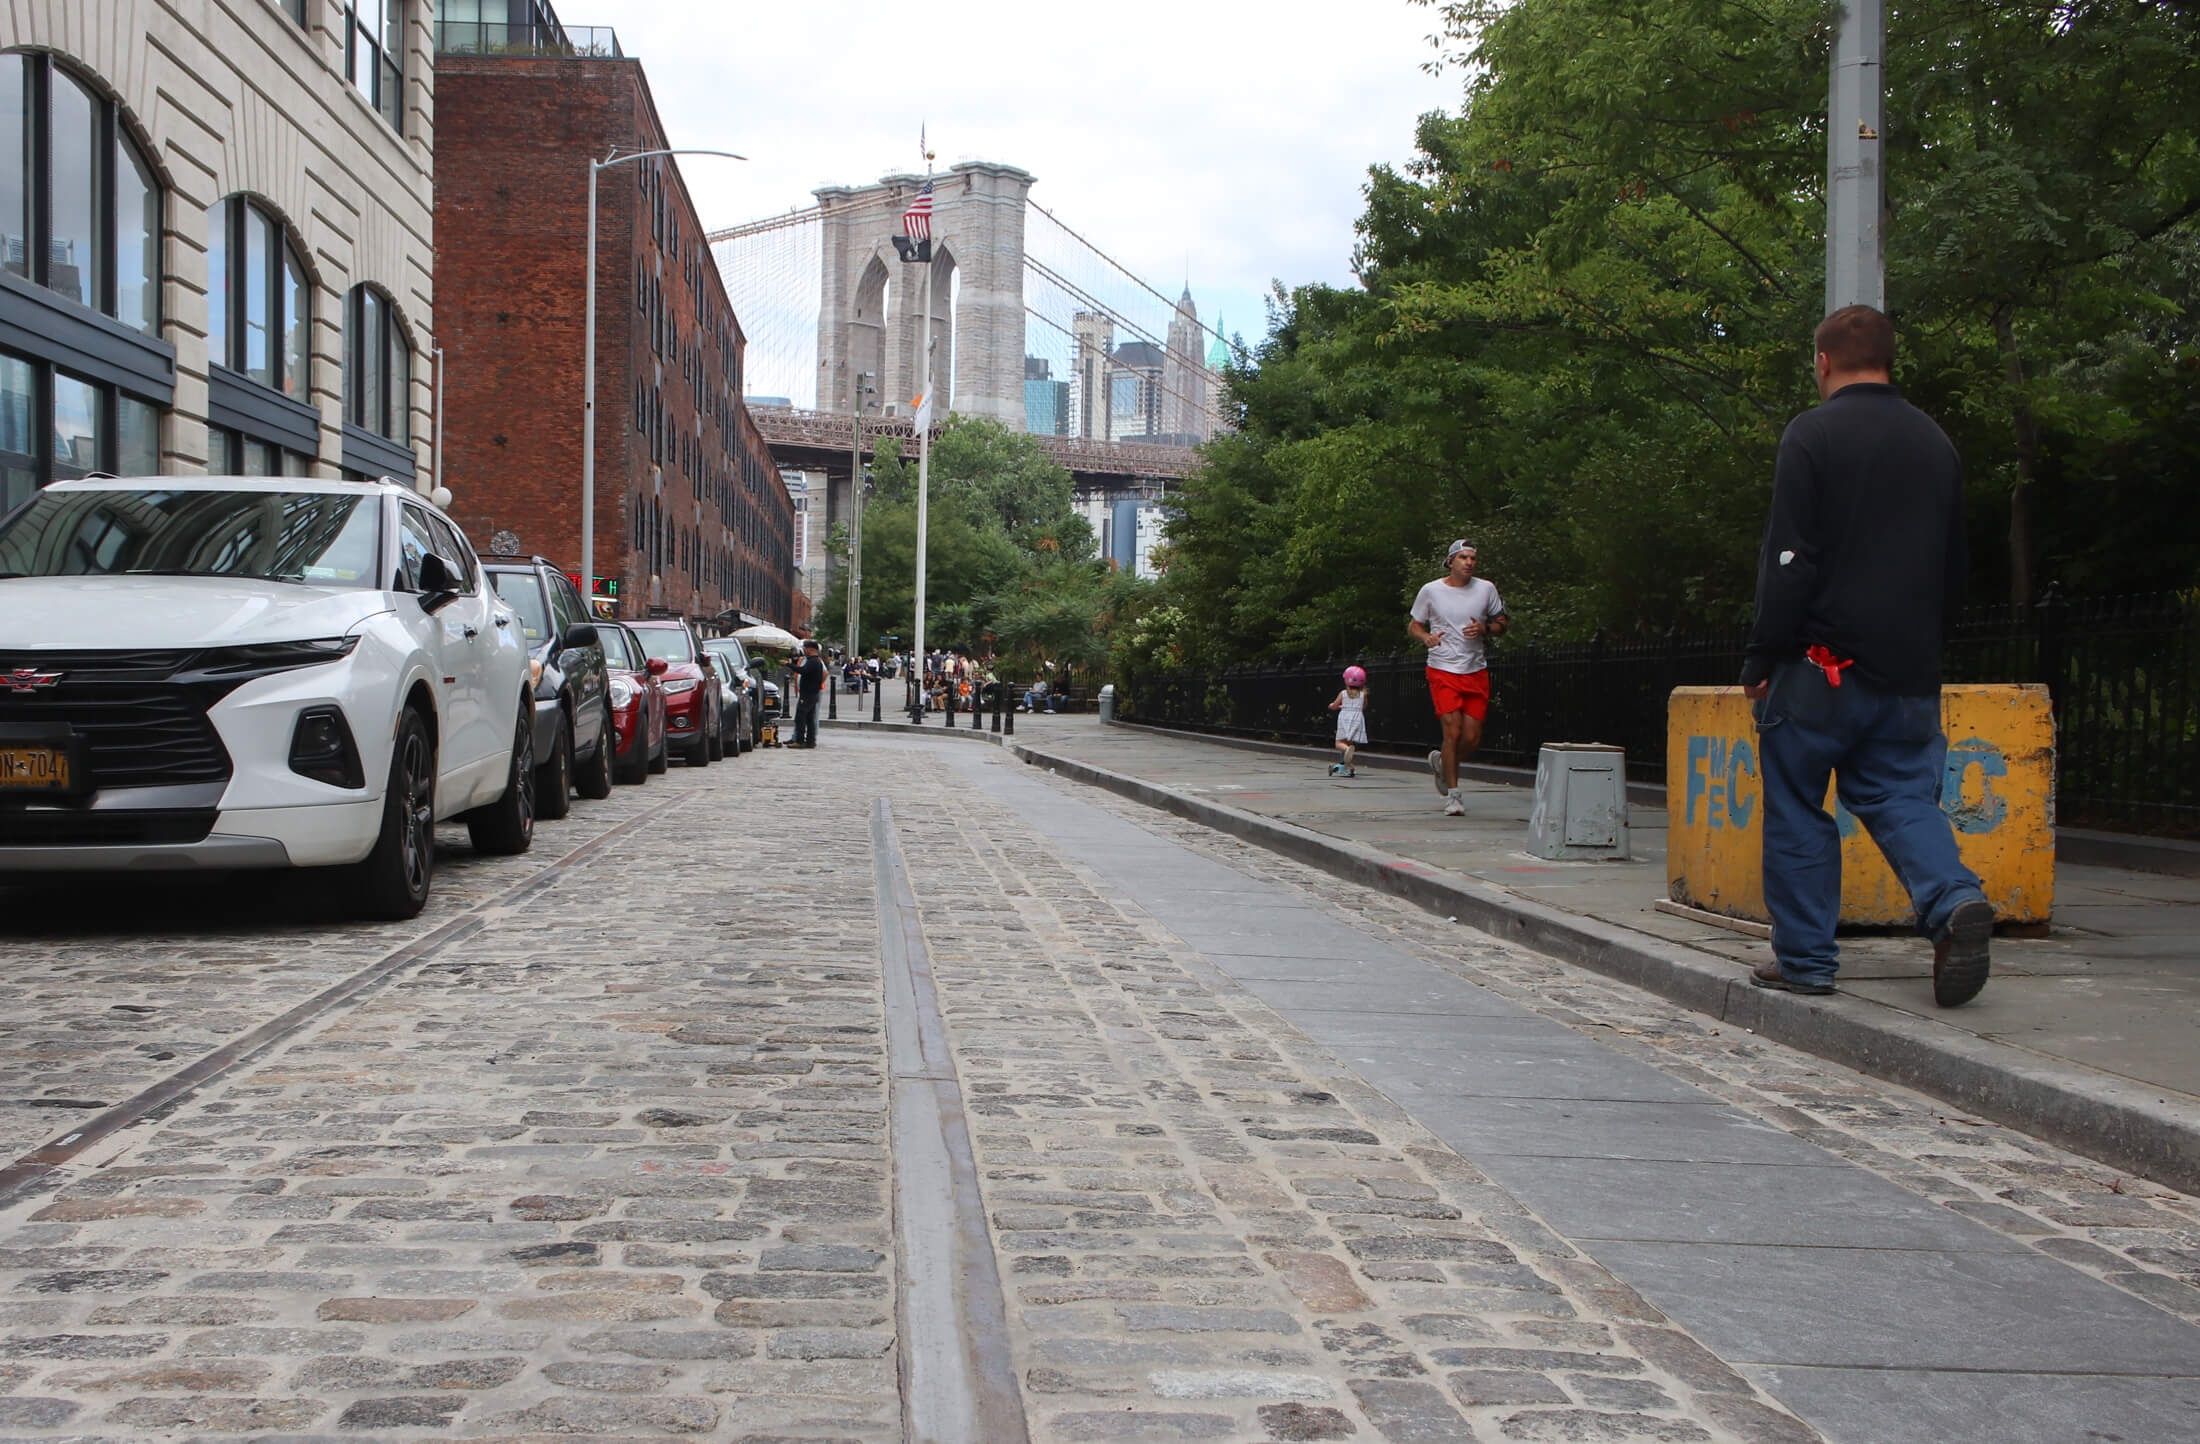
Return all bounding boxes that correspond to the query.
[1335,691,1368,745]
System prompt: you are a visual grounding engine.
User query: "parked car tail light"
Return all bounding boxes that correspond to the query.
[288,705,364,789]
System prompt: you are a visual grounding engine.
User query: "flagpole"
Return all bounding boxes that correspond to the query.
[910,143,935,722]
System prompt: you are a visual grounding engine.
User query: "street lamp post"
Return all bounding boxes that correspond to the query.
[583,147,746,614]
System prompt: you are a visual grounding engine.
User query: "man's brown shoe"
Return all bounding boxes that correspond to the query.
[1750,961,1835,996]
[1933,898,1994,1007]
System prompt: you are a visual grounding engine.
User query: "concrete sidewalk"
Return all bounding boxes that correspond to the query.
[830,712,2200,1192]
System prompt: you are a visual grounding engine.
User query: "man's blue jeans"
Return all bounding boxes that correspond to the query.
[1755,659,1984,987]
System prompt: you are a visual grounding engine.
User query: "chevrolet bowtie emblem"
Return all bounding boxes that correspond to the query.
[3,669,63,692]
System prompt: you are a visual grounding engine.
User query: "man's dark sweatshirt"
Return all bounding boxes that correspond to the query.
[795,655,826,699]
[1739,382,1966,696]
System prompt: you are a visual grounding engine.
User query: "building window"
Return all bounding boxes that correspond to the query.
[207,197,311,400]
[283,0,308,23]
[1,52,163,334]
[0,53,170,507]
[210,428,313,476]
[343,284,410,442]
[345,0,403,133]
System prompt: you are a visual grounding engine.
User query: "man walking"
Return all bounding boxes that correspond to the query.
[1409,540,1507,815]
[792,639,827,749]
[1741,304,1992,1006]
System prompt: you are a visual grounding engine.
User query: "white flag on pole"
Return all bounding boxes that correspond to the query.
[910,392,932,431]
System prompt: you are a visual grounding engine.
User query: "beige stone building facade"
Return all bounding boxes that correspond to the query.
[0,0,435,514]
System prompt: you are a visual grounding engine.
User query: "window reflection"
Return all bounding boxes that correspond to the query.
[1,59,24,281]
[51,372,100,481]
[118,395,157,476]
[345,284,411,443]
[243,204,271,386]
[0,354,33,514]
[116,133,158,335]
[285,247,310,399]
[46,68,100,311]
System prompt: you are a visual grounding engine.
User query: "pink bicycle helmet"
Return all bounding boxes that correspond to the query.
[1342,666,1367,687]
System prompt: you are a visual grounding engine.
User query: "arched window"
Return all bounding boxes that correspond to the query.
[340,283,414,480]
[205,195,316,476]
[0,51,170,509]
[343,285,410,443]
[206,197,310,399]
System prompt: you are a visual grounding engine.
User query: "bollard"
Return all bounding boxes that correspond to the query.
[1004,689,1014,736]
[991,685,1001,733]
[945,685,956,728]
[828,677,837,721]
[873,675,883,723]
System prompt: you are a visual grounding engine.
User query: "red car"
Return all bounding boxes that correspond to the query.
[627,618,718,767]
[596,620,669,783]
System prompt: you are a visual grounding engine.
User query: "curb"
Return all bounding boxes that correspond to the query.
[1108,720,2199,877]
[1007,739,2200,1196]
[825,717,1008,744]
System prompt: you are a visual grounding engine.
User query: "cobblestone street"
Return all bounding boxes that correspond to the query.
[0,734,2194,1441]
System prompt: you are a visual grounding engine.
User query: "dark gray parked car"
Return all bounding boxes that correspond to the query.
[481,557,611,818]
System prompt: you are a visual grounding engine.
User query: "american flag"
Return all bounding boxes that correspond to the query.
[901,182,934,243]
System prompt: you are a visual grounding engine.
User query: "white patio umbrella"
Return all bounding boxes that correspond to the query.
[731,623,801,653]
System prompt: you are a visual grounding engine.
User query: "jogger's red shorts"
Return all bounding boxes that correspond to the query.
[1427,667,1490,721]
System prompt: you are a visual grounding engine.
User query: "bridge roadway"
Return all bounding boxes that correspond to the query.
[750,404,1198,490]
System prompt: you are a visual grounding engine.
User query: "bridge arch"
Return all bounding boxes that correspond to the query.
[814,162,1032,426]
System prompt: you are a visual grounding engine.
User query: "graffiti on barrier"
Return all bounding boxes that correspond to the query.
[1685,732,2008,837]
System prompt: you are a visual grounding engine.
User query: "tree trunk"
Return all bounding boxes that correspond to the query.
[1993,305,2042,603]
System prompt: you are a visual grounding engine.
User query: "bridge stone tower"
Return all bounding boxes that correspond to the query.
[814,162,1035,428]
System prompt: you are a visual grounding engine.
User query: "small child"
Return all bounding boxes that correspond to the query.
[1328,666,1368,776]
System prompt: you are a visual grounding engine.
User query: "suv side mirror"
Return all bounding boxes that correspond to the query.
[417,553,461,611]
[646,657,669,676]
[559,622,599,652]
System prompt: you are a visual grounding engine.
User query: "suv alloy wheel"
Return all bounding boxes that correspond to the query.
[348,707,435,920]
[467,698,537,855]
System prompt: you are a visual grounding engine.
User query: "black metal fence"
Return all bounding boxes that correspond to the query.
[1123,592,2200,837]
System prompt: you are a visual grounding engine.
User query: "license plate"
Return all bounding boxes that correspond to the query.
[0,746,70,792]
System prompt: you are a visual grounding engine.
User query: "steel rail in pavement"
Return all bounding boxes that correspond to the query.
[0,793,693,1211]
[871,797,1030,1444]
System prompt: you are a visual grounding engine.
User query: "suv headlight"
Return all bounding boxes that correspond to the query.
[609,676,636,707]
[662,678,699,695]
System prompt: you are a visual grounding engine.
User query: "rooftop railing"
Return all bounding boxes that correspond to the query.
[435,21,622,57]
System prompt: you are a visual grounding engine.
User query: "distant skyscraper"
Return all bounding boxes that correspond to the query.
[1072,311,1114,440]
[1024,356,1068,436]
[1162,287,1208,443]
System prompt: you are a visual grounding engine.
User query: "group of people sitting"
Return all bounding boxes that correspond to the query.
[900,650,1073,715]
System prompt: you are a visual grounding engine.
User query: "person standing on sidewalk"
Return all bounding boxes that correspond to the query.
[791,639,827,749]
[1741,304,1993,1006]
[1328,666,1369,777]
[1408,541,1507,816]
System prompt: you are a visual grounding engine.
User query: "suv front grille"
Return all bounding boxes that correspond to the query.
[0,651,233,790]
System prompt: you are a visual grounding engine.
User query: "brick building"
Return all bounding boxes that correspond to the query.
[433,18,793,629]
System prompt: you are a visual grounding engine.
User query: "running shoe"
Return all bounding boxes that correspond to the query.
[1443,792,1465,816]
[1428,749,1448,797]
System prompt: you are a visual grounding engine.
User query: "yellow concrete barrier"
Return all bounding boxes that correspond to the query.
[1666,684,2054,926]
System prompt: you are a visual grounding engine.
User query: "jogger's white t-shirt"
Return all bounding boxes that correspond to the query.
[1410,577,1505,675]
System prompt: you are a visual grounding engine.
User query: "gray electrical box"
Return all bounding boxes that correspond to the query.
[1528,743,1630,860]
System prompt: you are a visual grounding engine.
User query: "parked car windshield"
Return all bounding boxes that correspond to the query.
[0,487,380,586]
[488,571,553,645]
[634,627,693,664]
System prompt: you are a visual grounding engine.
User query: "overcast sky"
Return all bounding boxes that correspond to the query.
[565,0,1461,359]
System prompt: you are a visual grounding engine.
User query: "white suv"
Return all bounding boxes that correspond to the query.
[0,476,539,918]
